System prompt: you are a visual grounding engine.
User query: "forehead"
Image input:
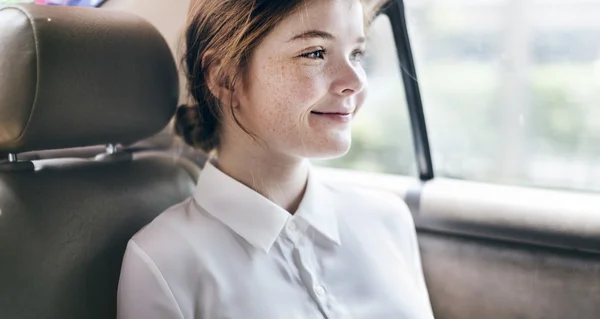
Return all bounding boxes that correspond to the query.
[271,0,365,40]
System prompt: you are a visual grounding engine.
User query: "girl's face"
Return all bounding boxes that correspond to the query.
[232,0,368,159]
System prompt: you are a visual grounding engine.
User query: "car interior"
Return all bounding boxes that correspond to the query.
[0,4,198,318]
[1,1,599,319]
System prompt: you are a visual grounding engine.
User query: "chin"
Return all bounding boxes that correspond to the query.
[301,135,352,160]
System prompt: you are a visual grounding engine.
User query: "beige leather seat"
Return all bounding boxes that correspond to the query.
[0,4,198,318]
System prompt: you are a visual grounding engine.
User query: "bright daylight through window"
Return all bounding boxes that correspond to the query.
[326,0,600,194]
[406,0,600,192]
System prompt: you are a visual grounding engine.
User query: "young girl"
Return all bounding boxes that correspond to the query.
[117,0,434,318]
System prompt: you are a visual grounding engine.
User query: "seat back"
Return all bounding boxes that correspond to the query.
[0,4,198,318]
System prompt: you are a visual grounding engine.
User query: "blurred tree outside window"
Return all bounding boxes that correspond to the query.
[406,0,600,192]
[323,0,600,194]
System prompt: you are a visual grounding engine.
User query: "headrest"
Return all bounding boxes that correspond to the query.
[0,4,179,154]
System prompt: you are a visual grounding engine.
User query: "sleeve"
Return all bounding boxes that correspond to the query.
[404,210,433,308]
[117,240,185,319]
[393,198,434,314]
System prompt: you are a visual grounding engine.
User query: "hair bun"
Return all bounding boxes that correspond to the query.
[174,104,201,147]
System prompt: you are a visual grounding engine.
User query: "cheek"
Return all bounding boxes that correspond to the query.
[251,62,326,127]
[355,85,368,114]
[274,63,326,107]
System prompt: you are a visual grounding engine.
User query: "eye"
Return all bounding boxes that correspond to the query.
[351,49,366,62]
[301,49,326,60]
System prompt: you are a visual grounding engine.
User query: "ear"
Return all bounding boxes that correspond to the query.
[202,51,240,108]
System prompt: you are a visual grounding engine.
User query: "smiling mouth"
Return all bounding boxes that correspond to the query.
[310,111,353,123]
[311,111,351,116]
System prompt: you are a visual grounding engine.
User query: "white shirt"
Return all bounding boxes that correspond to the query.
[117,161,435,319]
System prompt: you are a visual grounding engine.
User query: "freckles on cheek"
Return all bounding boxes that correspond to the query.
[253,57,326,135]
[253,60,297,130]
[294,67,327,105]
[269,61,313,110]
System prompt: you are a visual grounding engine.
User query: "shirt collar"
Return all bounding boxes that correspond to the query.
[294,169,341,246]
[193,160,340,253]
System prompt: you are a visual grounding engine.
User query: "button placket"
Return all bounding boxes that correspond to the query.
[311,282,333,318]
[286,219,305,244]
[288,222,298,233]
[314,285,326,297]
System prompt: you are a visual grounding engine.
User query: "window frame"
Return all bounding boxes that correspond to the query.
[384,0,434,181]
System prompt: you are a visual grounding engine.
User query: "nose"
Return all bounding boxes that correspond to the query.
[330,60,366,97]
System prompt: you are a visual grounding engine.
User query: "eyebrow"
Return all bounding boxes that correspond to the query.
[288,29,366,44]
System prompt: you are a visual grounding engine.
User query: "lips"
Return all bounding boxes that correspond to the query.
[311,106,355,115]
[311,111,352,116]
[310,110,354,123]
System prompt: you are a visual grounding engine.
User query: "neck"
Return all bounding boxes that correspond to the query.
[216,139,309,214]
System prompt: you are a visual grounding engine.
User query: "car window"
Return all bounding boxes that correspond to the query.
[405,0,600,192]
[316,14,417,176]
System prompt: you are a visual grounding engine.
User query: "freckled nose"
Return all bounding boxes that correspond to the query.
[332,62,366,96]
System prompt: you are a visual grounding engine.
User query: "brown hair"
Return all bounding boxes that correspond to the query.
[175,0,388,153]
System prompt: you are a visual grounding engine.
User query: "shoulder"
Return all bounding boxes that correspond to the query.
[132,197,196,248]
[324,181,413,221]
[127,197,220,274]
[120,198,209,317]
[321,180,417,242]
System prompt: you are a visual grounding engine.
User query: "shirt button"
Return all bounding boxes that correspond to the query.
[315,285,326,297]
[287,222,298,233]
